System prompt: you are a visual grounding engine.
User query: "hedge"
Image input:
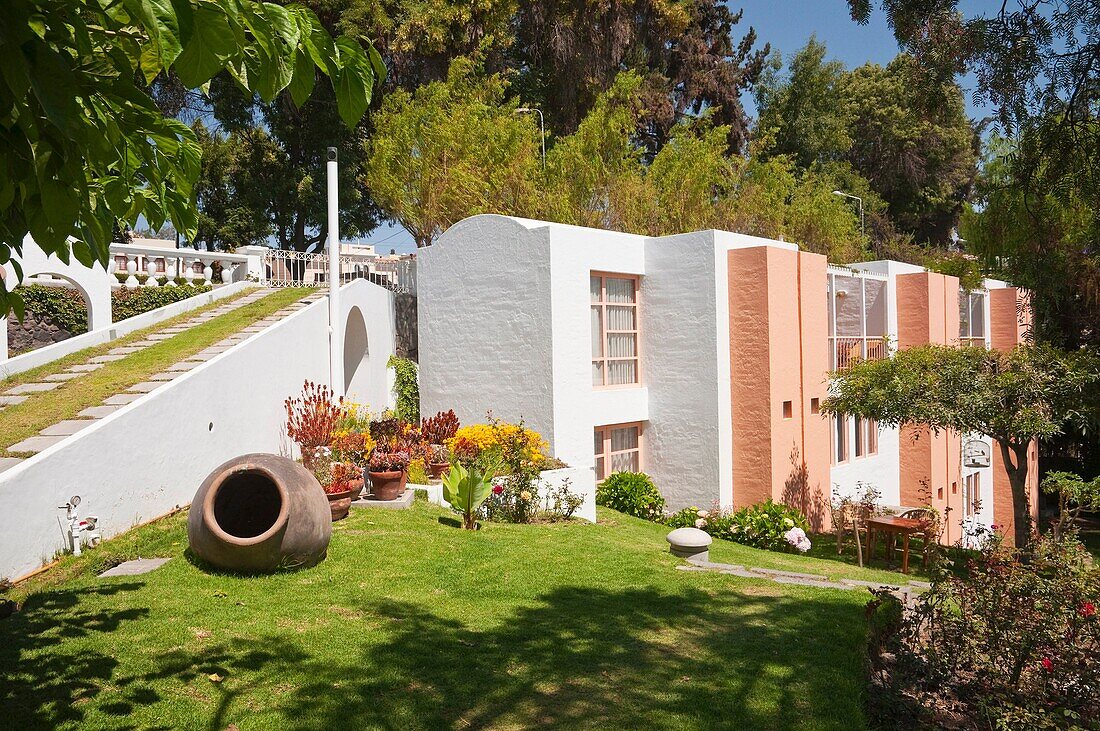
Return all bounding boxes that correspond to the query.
[14,283,213,333]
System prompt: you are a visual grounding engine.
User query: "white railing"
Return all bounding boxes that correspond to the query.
[831,336,889,370]
[108,243,248,289]
[259,249,415,294]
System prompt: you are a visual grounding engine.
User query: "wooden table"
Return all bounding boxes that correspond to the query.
[866,516,926,574]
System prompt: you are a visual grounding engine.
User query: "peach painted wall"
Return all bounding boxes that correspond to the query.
[895,272,964,540]
[727,247,831,530]
[989,287,1039,544]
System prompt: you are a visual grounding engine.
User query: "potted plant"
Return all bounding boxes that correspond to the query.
[368,450,410,501]
[311,456,355,521]
[330,430,374,500]
[284,380,343,471]
[421,410,460,449]
[429,444,450,479]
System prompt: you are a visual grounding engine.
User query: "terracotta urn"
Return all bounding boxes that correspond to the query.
[369,470,407,501]
[345,477,365,501]
[188,453,332,573]
[326,487,354,521]
[428,462,450,480]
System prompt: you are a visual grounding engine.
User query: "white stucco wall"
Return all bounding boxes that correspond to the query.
[0,282,397,580]
[418,215,555,439]
[339,279,398,413]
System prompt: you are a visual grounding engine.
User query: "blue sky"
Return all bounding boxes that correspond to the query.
[363,0,993,254]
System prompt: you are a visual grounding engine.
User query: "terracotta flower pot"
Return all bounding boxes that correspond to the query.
[187,453,332,573]
[429,462,450,479]
[345,477,364,501]
[369,470,407,501]
[326,487,353,522]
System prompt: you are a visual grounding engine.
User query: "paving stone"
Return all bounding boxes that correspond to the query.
[43,372,82,382]
[89,354,126,363]
[147,372,177,381]
[0,457,24,474]
[103,393,142,405]
[165,362,198,372]
[108,346,144,355]
[839,578,904,590]
[159,327,189,333]
[147,333,174,341]
[40,420,95,436]
[6,382,61,394]
[130,340,159,347]
[908,580,932,589]
[78,405,120,418]
[772,576,854,590]
[0,395,28,406]
[127,381,163,393]
[67,363,104,372]
[748,567,830,582]
[7,434,66,453]
[98,558,171,577]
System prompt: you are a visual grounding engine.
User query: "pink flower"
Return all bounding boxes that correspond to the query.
[990,524,999,530]
[1041,658,1054,672]
[1080,601,1096,618]
[492,485,503,495]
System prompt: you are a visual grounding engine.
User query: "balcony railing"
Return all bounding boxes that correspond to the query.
[831,336,888,371]
[259,249,416,294]
[109,243,248,289]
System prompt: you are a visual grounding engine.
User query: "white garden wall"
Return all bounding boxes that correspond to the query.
[0,280,397,580]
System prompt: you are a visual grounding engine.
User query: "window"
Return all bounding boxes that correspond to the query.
[959,290,987,348]
[855,417,878,458]
[827,270,888,369]
[963,473,981,516]
[833,415,848,463]
[591,274,639,386]
[594,423,642,481]
[810,398,820,414]
[782,401,793,419]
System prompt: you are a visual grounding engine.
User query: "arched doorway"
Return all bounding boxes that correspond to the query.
[343,306,369,400]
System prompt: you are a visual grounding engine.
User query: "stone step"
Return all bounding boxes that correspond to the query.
[7,434,66,453]
[67,363,104,373]
[103,393,142,405]
[126,381,163,393]
[0,457,24,473]
[40,420,95,437]
[78,405,120,418]
[89,354,126,363]
[42,373,82,382]
[108,346,144,355]
[6,382,61,394]
[0,395,29,406]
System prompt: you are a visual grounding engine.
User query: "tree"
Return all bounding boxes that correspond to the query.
[364,59,541,247]
[1041,471,1100,541]
[0,0,383,317]
[824,344,1100,548]
[512,0,769,154]
[191,123,271,250]
[755,40,977,245]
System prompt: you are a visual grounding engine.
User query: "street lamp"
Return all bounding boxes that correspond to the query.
[832,190,864,239]
[514,107,545,168]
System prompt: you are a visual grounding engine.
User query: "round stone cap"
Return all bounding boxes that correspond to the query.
[666,527,712,549]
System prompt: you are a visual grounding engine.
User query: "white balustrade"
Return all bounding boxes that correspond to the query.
[107,244,248,291]
[165,260,177,286]
[124,256,139,289]
[145,259,159,287]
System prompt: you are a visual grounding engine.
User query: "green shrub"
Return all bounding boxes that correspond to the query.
[17,285,89,334]
[596,471,665,521]
[667,500,811,553]
[110,285,211,321]
[387,355,419,422]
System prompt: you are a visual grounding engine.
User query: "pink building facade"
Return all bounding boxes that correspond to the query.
[418,215,1036,545]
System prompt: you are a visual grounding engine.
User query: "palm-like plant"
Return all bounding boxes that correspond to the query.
[442,461,497,530]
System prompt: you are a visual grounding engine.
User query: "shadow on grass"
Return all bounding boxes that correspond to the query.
[1,582,867,729]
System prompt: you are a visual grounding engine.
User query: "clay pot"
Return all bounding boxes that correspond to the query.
[188,453,332,573]
[345,477,364,501]
[429,462,450,480]
[368,470,407,501]
[326,488,353,522]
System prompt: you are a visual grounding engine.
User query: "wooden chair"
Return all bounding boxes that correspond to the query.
[833,502,874,567]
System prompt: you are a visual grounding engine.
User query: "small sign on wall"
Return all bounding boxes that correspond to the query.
[963,439,991,468]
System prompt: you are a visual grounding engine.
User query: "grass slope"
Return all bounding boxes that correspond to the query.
[1,504,876,730]
[0,288,311,456]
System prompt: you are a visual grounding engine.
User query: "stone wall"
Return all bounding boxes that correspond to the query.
[7,310,74,354]
[395,293,418,361]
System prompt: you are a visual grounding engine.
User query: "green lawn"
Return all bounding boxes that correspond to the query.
[0,288,311,456]
[0,503,882,730]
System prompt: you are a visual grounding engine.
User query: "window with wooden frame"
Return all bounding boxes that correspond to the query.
[591,273,640,387]
[963,473,981,516]
[833,415,848,464]
[854,417,878,458]
[594,423,642,481]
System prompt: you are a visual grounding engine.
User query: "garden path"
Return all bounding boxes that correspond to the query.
[0,289,323,471]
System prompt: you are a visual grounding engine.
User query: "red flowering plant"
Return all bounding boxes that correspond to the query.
[368,450,410,474]
[284,381,343,470]
[866,530,1100,728]
[325,462,361,495]
[420,409,460,445]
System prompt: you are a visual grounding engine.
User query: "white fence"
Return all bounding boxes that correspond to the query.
[108,242,249,288]
[258,248,416,294]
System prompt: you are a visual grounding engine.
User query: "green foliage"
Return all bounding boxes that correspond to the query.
[866,532,1100,728]
[1042,471,1100,542]
[387,355,419,423]
[825,343,1100,545]
[755,39,977,246]
[668,501,812,553]
[365,59,541,247]
[0,0,383,317]
[596,471,665,521]
[111,285,213,322]
[442,461,496,529]
[16,285,89,335]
